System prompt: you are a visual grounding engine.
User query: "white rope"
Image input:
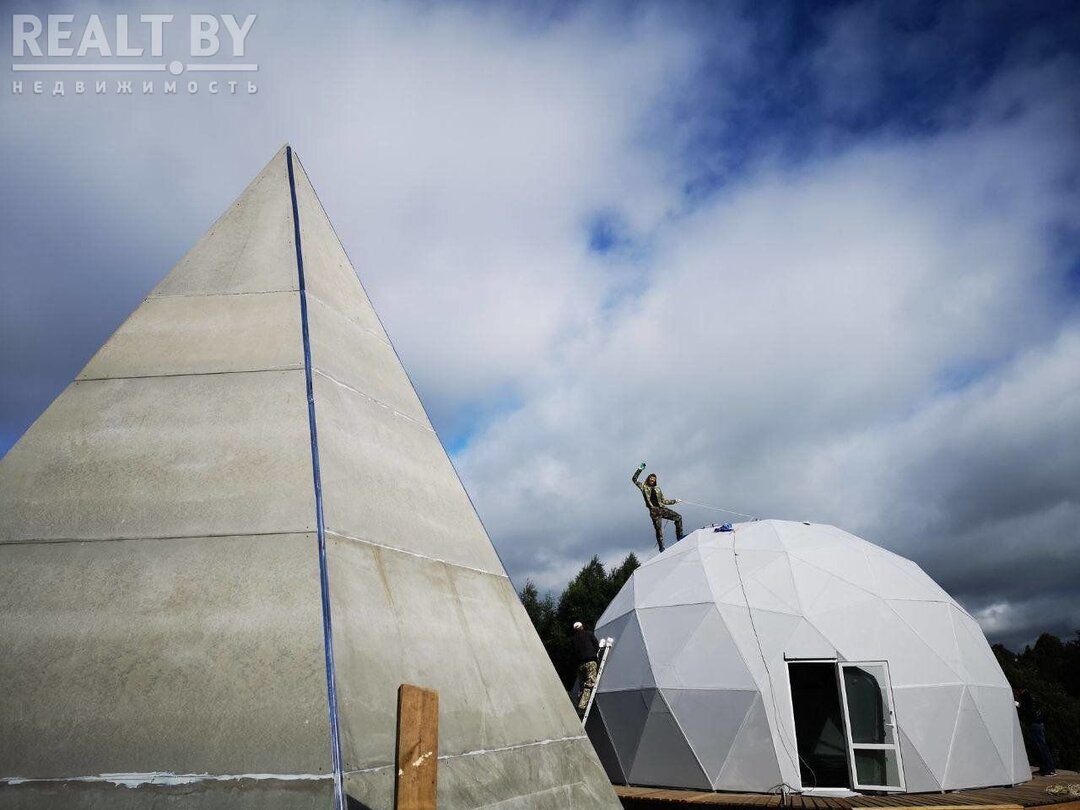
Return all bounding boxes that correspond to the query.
[677,498,758,521]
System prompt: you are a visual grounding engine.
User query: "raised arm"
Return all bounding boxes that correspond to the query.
[632,462,646,490]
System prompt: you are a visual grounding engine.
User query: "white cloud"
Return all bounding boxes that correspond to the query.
[456,77,1080,643]
[1,1,710,437]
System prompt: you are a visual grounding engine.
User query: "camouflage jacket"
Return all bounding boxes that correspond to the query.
[632,467,676,510]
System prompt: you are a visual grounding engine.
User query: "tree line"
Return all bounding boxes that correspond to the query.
[993,632,1080,770]
[520,556,1079,770]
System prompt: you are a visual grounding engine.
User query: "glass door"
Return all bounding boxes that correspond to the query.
[836,661,905,791]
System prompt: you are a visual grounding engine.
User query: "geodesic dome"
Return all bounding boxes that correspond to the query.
[586,520,1028,794]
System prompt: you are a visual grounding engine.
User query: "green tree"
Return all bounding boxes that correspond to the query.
[993,631,1080,770]
[609,552,640,594]
[519,579,555,633]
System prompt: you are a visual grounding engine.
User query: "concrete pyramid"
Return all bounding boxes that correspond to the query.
[0,147,620,810]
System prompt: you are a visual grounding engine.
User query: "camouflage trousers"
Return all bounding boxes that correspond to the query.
[649,507,684,552]
[577,660,599,712]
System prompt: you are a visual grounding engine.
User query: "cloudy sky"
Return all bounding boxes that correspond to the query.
[2,1,1077,649]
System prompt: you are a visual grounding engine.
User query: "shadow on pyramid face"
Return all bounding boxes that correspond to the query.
[0,146,622,809]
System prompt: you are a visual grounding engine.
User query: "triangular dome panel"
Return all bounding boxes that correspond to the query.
[811,599,889,660]
[734,522,784,552]
[715,694,783,791]
[892,684,964,785]
[636,550,714,608]
[867,551,950,602]
[876,608,964,686]
[637,603,713,667]
[595,689,654,780]
[745,609,804,664]
[898,727,940,792]
[664,688,756,784]
[787,555,836,616]
[598,576,636,626]
[944,688,1009,789]
[673,607,759,690]
[628,690,711,789]
[951,607,1009,687]
[887,599,963,677]
[1010,708,1031,781]
[782,617,838,660]
[802,569,878,615]
[773,520,834,553]
[969,685,1018,783]
[585,700,627,784]
[601,612,656,692]
[729,548,784,581]
[791,535,874,589]
[743,554,802,614]
[700,545,743,605]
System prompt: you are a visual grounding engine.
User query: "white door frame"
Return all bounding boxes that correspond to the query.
[836,660,906,792]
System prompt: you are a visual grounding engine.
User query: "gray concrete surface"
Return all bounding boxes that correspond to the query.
[0,532,331,777]
[0,370,316,542]
[326,536,585,772]
[0,780,333,809]
[342,737,617,809]
[152,146,298,298]
[0,147,329,800]
[307,293,427,423]
[78,292,303,380]
[290,153,389,341]
[314,373,504,574]
[0,146,622,809]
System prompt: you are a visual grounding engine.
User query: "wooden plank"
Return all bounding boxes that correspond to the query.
[1038,795,1080,807]
[394,684,439,810]
[611,780,1072,810]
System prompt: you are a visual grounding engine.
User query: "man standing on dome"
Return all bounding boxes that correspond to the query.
[632,462,684,552]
